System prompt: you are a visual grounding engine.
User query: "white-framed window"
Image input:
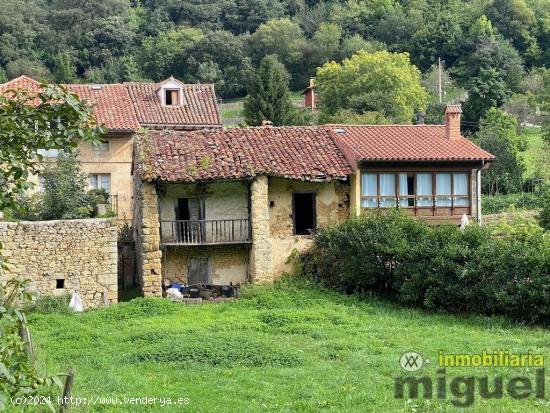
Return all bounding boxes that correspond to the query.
[89,174,111,194]
[92,139,109,152]
[360,171,470,209]
[37,149,60,158]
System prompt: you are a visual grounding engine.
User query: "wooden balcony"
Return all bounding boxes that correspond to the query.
[161,219,251,246]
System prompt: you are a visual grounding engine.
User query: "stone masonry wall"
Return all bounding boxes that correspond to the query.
[249,175,273,283]
[137,182,163,296]
[0,219,117,309]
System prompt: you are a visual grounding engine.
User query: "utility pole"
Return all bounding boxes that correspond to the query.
[438,57,442,104]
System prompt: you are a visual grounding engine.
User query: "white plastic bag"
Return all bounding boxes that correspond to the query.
[69,292,84,312]
[166,287,183,300]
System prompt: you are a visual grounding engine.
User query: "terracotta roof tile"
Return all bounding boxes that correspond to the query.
[0,76,140,131]
[65,84,139,131]
[125,82,222,128]
[445,104,463,114]
[327,125,495,162]
[1,76,222,131]
[137,127,353,183]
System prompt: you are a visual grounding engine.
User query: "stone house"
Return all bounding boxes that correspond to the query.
[133,127,353,295]
[0,75,222,221]
[133,107,494,295]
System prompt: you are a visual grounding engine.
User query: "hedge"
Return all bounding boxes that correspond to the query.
[302,211,550,325]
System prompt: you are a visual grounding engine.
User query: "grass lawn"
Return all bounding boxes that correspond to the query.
[25,278,549,413]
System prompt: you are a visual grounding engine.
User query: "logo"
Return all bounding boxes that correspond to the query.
[400,351,429,372]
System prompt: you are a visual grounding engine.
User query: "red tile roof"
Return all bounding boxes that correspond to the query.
[137,127,353,183]
[126,82,222,128]
[1,76,222,131]
[327,125,495,162]
[66,84,140,131]
[0,76,140,131]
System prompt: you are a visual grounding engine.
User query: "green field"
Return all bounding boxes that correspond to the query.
[23,278,549,412]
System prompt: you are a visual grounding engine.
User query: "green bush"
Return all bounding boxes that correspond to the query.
[482,192,544,214]
[538,191,550,230]
[28,294,72,314]
[304,211,550,325]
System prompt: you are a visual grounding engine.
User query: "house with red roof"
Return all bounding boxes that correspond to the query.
[0,75,222,220]
[133,105,494,296]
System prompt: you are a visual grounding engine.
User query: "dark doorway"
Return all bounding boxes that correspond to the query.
[176,198,201,242]
[293,193,316,235]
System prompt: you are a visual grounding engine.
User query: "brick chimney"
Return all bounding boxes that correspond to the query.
[445,104,462,141]
[302,78,316,110]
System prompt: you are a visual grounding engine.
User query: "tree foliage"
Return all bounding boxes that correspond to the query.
[243,55,298,126]
[0,85,105,211]
[474,108,525,195]
[316,50,428,124]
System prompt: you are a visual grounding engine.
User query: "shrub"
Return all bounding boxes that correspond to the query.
[482,192,544,214]
[28,294,72,314]
[538,190,550,230]
[306,211,550,325]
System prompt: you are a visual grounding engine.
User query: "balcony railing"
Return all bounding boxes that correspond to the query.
[161,219,251,245]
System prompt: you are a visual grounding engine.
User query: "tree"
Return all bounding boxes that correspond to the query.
[0,84,105,211]
[463,69,511,130]
[310,23,342,67]
[243,55,297,126]
[474,108,524,195]
[39,153,94,220]
[223,0,285,34]
[247,18,307,87]
[502,93,537,131]
[316,50,428,124]
[184,30,252,98]
[138,27,204,81]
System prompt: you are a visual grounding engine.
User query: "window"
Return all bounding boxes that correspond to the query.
[416,173,433,206]
[360,171,470,210]
[399,173,415,207]
[89,174,111,194]
[379,173,396,207]
[37,149,60,158]
[361,173,377,208]
[293,193,316,235]
[56,279,65,289]
[165,89,179,106]
[436,173,452,206]
[92,139,109,152]
[453,173,469,206]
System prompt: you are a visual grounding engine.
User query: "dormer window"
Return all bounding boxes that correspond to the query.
[165,89,180,106]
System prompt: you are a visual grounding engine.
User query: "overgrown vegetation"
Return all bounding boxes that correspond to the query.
[10,153,114,221]
[303,211,550,325]
[0,279,63,411]
[482,191,546,214]
[23,279,550,412]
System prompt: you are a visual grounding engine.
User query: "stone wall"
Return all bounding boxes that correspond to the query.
[163,245,248,285]
[0,219,118,308]
[268,178,350,277]
[249,175,273,283]
[135,181,163,297]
